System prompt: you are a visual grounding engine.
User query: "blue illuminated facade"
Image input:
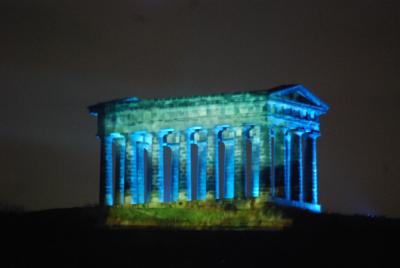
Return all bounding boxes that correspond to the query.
[89,84,329,213]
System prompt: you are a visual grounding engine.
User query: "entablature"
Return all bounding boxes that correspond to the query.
[90,84,328,137]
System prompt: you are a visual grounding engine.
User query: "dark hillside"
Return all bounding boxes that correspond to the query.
[1,207,399,267]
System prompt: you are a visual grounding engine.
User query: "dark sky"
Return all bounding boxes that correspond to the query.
[1,0,399,217]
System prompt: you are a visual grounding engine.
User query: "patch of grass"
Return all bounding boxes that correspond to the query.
[107,195,291,230]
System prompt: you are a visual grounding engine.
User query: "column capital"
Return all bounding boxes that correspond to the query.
[130,131,153,144]
[159,128,180,144]
[268,126,276,137]
[284,128,295,140]
[280,126,288,134]
[276,126,297,136]
[103,135,113,142]
[244,124,260,140]
[294,128,306,136]
[109,132,124,139]
[308,131,321,139]
[213,124,230,134]
[186,127,208,143]
[269,125,285,134]
[186,126,202,135]
[158,128,175,138]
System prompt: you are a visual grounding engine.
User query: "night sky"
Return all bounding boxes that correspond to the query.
[1,0,399,217]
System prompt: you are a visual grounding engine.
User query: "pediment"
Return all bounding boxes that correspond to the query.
[268,84,329,111]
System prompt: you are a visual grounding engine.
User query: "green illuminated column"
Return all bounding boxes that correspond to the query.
[124,136,133,204]
[206,130,215,199]
[151,137,159,203]
[258,126,269,194]
[268,127,276,198]
[144,141,153,203]
[274,127,286,198]
[235,126,244,199]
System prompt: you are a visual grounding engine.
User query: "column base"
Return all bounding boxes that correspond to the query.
[270,197,321,213]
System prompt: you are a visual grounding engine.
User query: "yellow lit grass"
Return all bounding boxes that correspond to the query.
[107,193,291,230]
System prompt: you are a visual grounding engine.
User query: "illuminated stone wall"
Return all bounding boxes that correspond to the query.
[89,84,329,212]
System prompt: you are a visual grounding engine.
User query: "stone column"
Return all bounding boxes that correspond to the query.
[99,135,113,206]
[206,129,215,199]
[284,129,292,201]
[114,137,126,205]
[309,132,320,204]
[224,137,235,199]
[274,127,286,198]
[186,128,208,201]
[100,134,126,206]
[214,129,221,199]
[243,125,260,198]
[186,130,193,201]
[234,126,243,199]
[214,125,235,200]
[178,132,187,202]
[137,141,145,203]
[128,134,137,204]
[197,139,207,200]
[157,131,166,202]
[258,125,269,194]
[294,130,305,202]
[144,141,153,203]
[158,129,180,202]
[170,143,180,202]
[104,135,114,206]
[128,131,153,204]
[124,135,132,204]
[268,127,276,198]
[151,136,159,203]
[251,127,260,198]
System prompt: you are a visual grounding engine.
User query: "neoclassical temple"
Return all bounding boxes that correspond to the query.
[88,84,329,212]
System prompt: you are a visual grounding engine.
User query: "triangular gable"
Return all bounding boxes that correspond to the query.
[268,84,329,111]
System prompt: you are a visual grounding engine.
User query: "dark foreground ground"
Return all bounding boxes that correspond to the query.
[1,206,399,267]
